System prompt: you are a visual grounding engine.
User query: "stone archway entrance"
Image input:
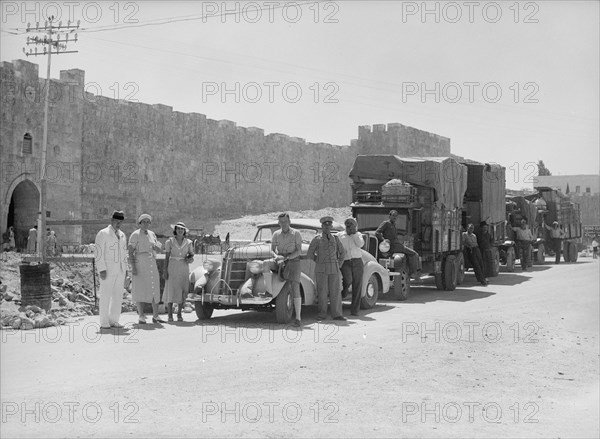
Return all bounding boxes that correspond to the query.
[7,180,39,250]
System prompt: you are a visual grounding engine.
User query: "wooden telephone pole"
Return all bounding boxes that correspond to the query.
[23,17,79,262]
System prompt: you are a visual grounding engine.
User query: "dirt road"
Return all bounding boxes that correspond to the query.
[1,258,599,438]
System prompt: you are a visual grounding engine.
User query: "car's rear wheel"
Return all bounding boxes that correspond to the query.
[195,303,214,320]
[360,274,379,309]
[275,283,294,324]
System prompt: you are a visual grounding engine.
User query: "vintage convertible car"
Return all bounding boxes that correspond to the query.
[187,219,390,323]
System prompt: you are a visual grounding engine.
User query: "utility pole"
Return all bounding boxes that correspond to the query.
[23,17,79,262]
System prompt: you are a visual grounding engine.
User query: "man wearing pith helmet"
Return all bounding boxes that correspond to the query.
[338,217,364,317]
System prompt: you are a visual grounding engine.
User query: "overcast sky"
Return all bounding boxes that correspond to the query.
[1,0,598,189]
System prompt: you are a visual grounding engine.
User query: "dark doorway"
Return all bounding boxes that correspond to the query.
[8,180,39,250]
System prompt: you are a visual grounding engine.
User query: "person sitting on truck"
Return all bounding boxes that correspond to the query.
[476,221,494,277]
[375,210,421,278]
[462,223,488,286]
[507,217,534,271]
[542,220,565,264]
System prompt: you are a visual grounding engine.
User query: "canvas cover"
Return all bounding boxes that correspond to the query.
[461,161,506,224]
[349,155,468,209]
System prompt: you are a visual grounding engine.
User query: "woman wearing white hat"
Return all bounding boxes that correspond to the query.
[128,213,163,324]
[163,222,194,322]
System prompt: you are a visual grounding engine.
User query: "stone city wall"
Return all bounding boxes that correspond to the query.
[1,59,452,245]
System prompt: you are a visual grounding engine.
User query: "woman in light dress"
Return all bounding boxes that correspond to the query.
[128,214,164,324]
[163,222,194,322]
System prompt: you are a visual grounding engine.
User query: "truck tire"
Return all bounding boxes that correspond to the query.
[490,247,500,277]
[563,241,571,262]
[275,284,294,324]
[568,241,578,263]
[195,303,214,320]
[506,247,516,272]
[443,255,457,291]
[456,253,465,285]
[435,257,445,290]
[535,243,545,264]
[361,274,379,309]
[393,268,410,301]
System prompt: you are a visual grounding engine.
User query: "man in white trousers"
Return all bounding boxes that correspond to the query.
[95,210,128,329]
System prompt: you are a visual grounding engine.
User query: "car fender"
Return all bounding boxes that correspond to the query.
[362,260,390,295]
[299,273,316,304]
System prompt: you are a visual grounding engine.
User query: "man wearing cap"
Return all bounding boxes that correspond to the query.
[307,216,346,321]
[95,210,128,329]
[542,220,565,264]
[271,213,303,327]
[462,223,488,286]
[376,210,421,278]
[338,217,364,316]
[507,217,534,271]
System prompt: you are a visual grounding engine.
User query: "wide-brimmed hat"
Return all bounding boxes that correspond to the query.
[171,222,189,233]
[112,210,125,220]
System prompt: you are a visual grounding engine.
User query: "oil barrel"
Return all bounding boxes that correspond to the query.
[20,263,52,311]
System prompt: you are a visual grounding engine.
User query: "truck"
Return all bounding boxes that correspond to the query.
[459,160,507,278]
[349,155,467,299]
[530,186,582,262]
[501,195,543,270]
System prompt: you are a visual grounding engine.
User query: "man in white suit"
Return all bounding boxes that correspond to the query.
[95,210,128,329]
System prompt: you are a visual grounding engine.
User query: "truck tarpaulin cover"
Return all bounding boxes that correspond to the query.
[462,161,506,224]
[349,155,468,209]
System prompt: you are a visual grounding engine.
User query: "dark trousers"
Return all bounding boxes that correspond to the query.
[391,244,421,274]
[481,247,493,277]
[517,241,531,269]
[464,247,486,283]
[341,258,364,314]
[551,238,562,264]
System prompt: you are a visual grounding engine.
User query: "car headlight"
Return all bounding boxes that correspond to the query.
[203,260,215,271]
[248,260,264,274]
[379,240,391,253]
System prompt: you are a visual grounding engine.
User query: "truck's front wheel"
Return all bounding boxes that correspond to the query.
[392,267,410,301]
[490,247,500,277]
[275,284,294,324]
[443,255,457,291]
[535,243,545,264]
[506,247,516,272]
[455,253,465,285]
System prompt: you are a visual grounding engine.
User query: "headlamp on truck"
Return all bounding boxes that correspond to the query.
[379,240,391,253]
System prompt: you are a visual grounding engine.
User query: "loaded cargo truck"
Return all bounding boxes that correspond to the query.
[459,160,507,279]
[530,186,582,263]
[349,155,467,299]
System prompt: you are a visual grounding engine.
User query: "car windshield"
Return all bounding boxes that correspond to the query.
[254,227,320,243]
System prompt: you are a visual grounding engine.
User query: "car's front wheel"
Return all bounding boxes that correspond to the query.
[360,274,379,309]
[275,283,294,324]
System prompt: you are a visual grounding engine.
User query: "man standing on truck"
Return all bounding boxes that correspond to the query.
[508,217,534,271]
[476,222,494,277]
[543,220,565,264]
[463,223,488,286]
[271,213,303,327]
[375,210,421,278]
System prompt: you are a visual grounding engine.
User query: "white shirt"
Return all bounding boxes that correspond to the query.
[337,231,364,260]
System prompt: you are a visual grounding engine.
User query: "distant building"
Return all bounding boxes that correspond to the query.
[534,175,599,195]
